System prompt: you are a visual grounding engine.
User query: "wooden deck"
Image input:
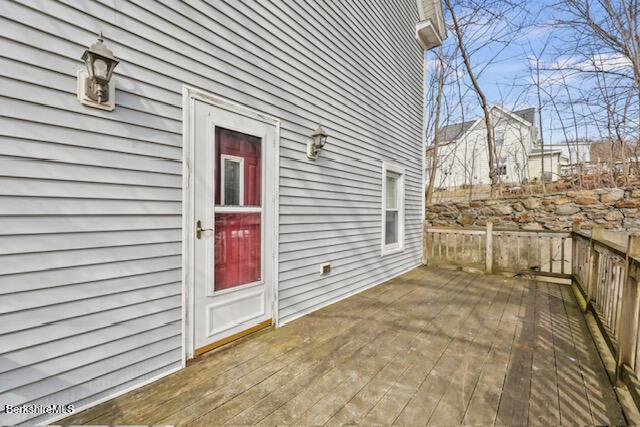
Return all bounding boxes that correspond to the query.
[62,267,626,426]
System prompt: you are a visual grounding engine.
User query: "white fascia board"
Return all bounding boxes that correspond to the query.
[528,151,563,157]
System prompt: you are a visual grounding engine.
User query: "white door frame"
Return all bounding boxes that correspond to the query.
[181,86,280,363]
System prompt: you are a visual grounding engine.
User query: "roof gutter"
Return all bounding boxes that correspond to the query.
[416,0,447,50]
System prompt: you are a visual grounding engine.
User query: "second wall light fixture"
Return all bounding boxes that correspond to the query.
[307,125,329,160]
[78,33,119,111]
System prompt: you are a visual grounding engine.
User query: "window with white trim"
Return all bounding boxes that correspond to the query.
[382,163,405,255]
[495,129,505,152]
[221,154,244,206]
[498,157,508,176]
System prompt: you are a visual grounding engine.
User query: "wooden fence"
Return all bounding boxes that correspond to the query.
[423,223,572,279]
[423,227,487,272]
[423,222,640,410]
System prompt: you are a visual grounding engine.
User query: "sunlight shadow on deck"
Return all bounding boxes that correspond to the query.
[60,267,626,426]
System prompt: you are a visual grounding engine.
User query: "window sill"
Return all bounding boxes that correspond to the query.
[382,245,404,257]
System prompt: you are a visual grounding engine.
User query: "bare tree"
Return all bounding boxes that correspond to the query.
[426,52,446,206]
[444,0,499,197]
[553,0,640,184]
[559,73,585,188]
[526,38,584,190]
[530,47,548,192]
[425,0,640,204]
[560,0,640,87]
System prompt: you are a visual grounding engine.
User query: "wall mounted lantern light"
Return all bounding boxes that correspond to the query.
[306,125,329,160]
[77,33,119,111]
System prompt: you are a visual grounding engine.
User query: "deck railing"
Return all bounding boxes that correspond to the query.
[575,232,627,346]
[423,227,487,271]
[423,222,572,279]
[572,228,640,400]
[423,222,640,409]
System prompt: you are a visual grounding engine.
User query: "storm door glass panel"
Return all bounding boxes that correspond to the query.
[385,175,399,245]
[214,213,261,291]
[215,128,261,207]
[214,127,262,291]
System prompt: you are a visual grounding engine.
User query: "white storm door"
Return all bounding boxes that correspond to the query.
[192,100,275,356]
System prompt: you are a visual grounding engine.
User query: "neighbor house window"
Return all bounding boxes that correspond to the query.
[498,157,508,176]
[495,129,505,152]
[382,163,405,255]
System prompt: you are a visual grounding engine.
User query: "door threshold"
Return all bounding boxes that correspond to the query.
[194,319,273,358]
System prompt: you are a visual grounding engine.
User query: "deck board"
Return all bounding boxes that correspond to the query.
[61,267,627,426]
[495,278,535,425]
[547,282,595,425]
[358,271,499,425]
[559,285,626,426]
[526,281,561,426]
[461,277,524,425]
[397,274,506,425]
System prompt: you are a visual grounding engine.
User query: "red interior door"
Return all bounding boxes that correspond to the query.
[214,127,262,291]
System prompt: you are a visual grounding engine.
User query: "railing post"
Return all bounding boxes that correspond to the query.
[617,233,640,381]
[592,226,604,241]
[572,221,580,278]
[587,227,604,303]
[485,222,493,274]
[423,221,429,266]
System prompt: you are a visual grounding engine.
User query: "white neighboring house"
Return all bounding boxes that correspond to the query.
[528,148,570,182]
[541,140,592,177]
[553,141,592,165]
[427,106,568,189]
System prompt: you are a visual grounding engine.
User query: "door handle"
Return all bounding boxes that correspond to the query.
[196,220,213,239]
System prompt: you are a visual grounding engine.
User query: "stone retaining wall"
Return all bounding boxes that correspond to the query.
[425,188,640,231]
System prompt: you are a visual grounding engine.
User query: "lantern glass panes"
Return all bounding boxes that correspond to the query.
[81,35,119,103]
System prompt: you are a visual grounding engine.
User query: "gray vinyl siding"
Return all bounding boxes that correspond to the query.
[0,0,424,424]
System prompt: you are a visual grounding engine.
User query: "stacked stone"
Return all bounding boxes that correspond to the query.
[425,188,640,231]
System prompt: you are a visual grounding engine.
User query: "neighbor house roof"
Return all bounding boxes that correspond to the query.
[513,108,536,127]
[436,106,536,144]
[437,119,477,143]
